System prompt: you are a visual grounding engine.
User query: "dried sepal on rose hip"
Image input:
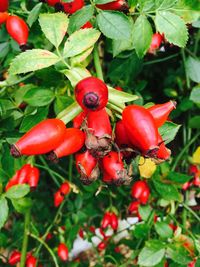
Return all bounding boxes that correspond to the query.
[75,77,108,112]
[47,128,85,162]
[75,150,100,185]
[84,108,112,158]
[10,119,66,158]
[101,151,132,186]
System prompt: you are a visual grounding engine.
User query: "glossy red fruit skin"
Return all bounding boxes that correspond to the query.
[6,15,29,46]
[188,259,196,267]
[156,134,171,160]
[58,243,68,261]
[54,190,64,207]
[0,12,9,24]
[75,77,108,112]
[148,33,163,53]
[87,109,112,137]
[102,151,124,180]
[148,101,176,128]
[110,212,118,231]
[5,170,21,191]
[122,105,159,155]
[115,120,132,148]
[28,167,40,188]
[60,182,70,195]
[49,128,85,160]
[182,181,191,191]
[17,164,31,184]
[128,201,140,214]
[62,0,84,14]
[131,181,150,204]
[0,0,9,12]
[75,150,98,177]
[11,119,66,157]
[73,111,86,129]
[8,250,21,265]
[193,175,200,187]
[47,0,60,6]
[81,21,93,29]
[96,0,127,10]
[26,255,37,267]
[97,241,107,251]
[101,212,111,229]
[188,165,198,175]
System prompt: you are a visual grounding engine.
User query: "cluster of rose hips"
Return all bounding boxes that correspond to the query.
[8,251,42,267]
[5,163,40,191]
[10,76,176,187]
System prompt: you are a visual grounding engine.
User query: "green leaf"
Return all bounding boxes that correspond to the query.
[64,29,100,58]
[155,0,177,9]
[112,38,134,57]
[108,86,138,103]
[19,107,49,132]
[54,95,74,114]
[155,11,188,47]
[138,205,152,221]
[62,66,91,87]
[155,221,173,239]
[95,0,116,4]
[134,223,149,239]
[167,244,192,265]
[159,122,181,144]
[186,56,200,83]
[68,5,94,34]
[133,15,153,58]
[57,101,82,125]
[153,180,181,201]
[167,171,192,184]
[70,47,93,66]
[39,13,69,48]
[190,86,200,104]
[189,116,200,129]
[9,49,60,75]
[0,197,9,229]
[138,240,166,266]
[23,87,55,107]
[6,184,30,199]
[97,11,131,40]
[12,197,32,214]
[27,2,43,27]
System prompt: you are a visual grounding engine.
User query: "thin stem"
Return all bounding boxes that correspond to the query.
[181,48,190,89]
[35,163,65,183]
[29,233,59,267]
[182,203,200,222]
[144,53,179,66]
[20,209,31,267]
[0,73,34,88]
[93,43,104,81]
[171,132,200,171]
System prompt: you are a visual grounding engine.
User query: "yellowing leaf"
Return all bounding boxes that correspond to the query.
[139,157,156,178]
[192,146,200,164]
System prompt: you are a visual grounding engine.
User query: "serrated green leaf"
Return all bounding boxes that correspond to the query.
[12,197,32,214]
[39,13,69,48]
[23,88,55,107]
[62,66,91,87]
[186,56,200,83]
[138,240,165,266]
[64,29,100,57]
[68,5,94,34]
[133,15,153,58]
[155,11,188,47]
[153,180,181,201]
[138,0,155,12]
[155,221,173,239]
[97,11,131,40]
[27,2,43,27]
[9,49,60,75]
[167,171,192,184]
[159,121,181,144]
[0,197,8,229]
[138,205,152,221]
[6,184,30,199]
[155,0,177,9]
[112,38,134,57]
[190,86,200,104]
[70,47,93,66]
[167,244,192,265]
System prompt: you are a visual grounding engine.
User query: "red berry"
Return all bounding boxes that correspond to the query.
[182,181,191,191]
[60,182,70,195]
[128,201,140,214]
[148,33,163,54]
[58,243,68,261]
[48,128,85,161]
[62,0,84,14]
[54,190,64,207]
[110,212,118,231]
[0,0,9,12]
[122,105,159,156]
[17,164,32,184]
[97,241,107,251]
[79,228,84,238]
[101,212,111,229]
[73,111,86,129]
[10,119,66,158]
[75,77,108,112]
[131,181,150,204]
[26,255,37,267]
[156,134,171,161]
[81,21,93,29]
[46,0,60,6]
[114,86,123,91]
[28,167,40,188]
[148,101,176,128]
[6,15,29,47]
[115,120,132,148]
[188,165,199,175]
[8,250,21,265]
[0,12,9,24]
[96,0,127,11]
[46,232,53,241]
[5,170,21,191]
